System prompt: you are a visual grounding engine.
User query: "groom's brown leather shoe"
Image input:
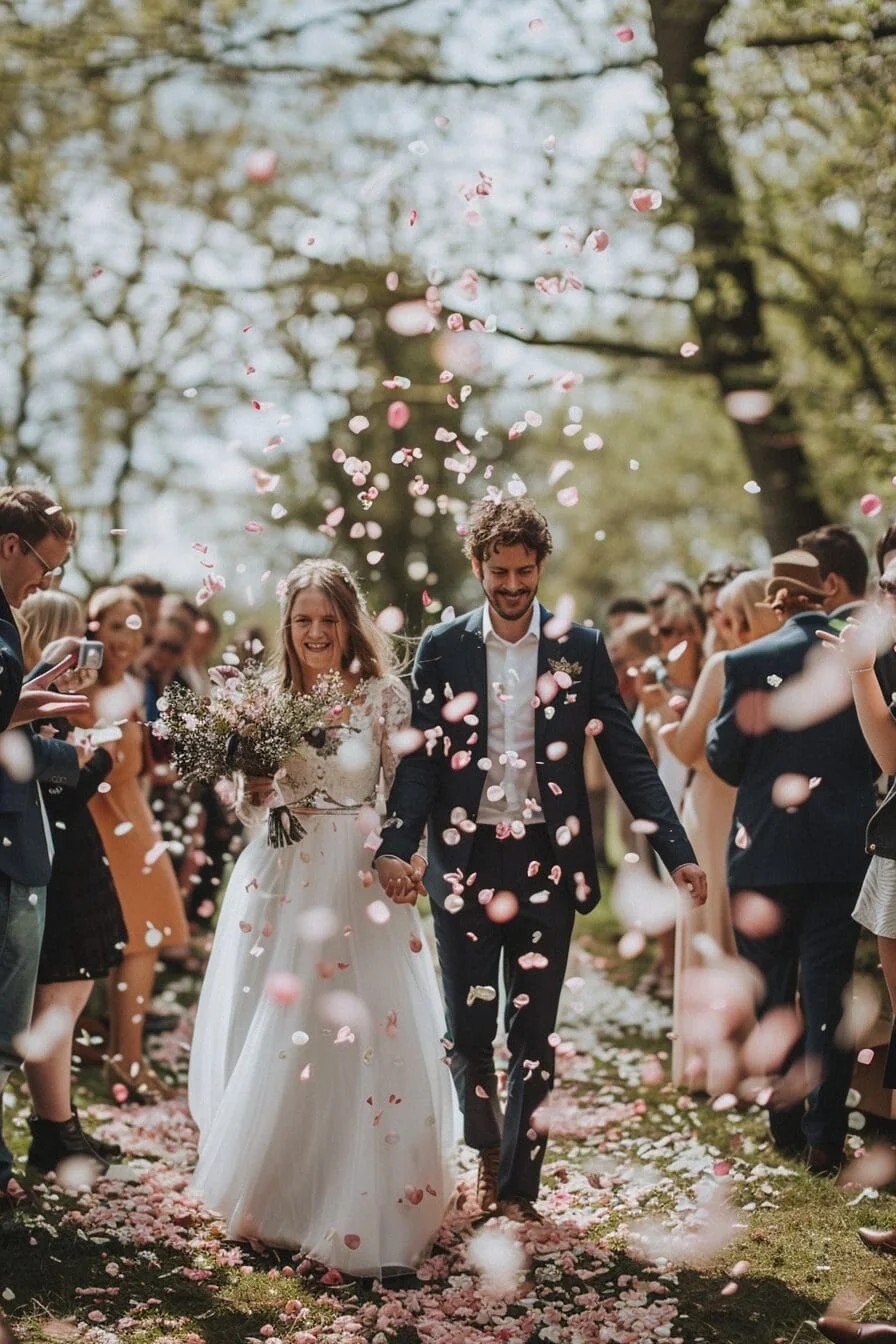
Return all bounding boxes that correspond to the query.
[476,1147,500,1212]
[495,1197,544,1224]
[816,1318,896,1342]
[858,1226,896,1256]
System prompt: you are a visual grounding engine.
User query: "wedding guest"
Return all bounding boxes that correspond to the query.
[607,615,656,715]
[606,596,648,631]
[797,523,869,620]
[817,575,896,1248]
[0,485,85,1208]
[231,622,268,666]
[115,574,166,644]
[189,559,455,1277]
[142,606,194,724]
[185,609,220,695]
[378,496,706,1222]
[661,570,777,1092]
[77,585,189,1103]
[158,604,235,926]
[876,520,896,576]
[633,595,707,1000]
[644,575,694,618]
[18,590,127,1178]
[871,525,896,713]
[697,561,750,654]
[603,616,659,874]
[707,551,877,1174]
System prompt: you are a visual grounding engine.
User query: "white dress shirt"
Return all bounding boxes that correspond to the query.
[476,603,544,827]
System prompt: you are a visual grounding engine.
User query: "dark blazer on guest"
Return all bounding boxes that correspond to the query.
[383,602,696,912]
[0,732,81,887]
[0,626,81,887]
[0,585,24,733]
[706,610,878,889]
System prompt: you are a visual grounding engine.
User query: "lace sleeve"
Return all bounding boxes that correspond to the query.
[375,676,412,798]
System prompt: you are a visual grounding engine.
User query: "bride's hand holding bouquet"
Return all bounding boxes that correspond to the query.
[153,661,346,789]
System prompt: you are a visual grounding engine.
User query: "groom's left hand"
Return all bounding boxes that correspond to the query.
[671,863,708,908]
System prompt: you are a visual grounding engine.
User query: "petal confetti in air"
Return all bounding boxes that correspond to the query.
[265,971,301,1005]
[630,188,662,212]
[442,690,479,723]
[770,773,811,808]
[13,1004,73,1062]
[731,889,783,938]
[244,148,279,183]
[724,388,773,423]
[486,890,520,924]
[387,401,410,430]
[860,493,883,517]
[612,867,679,936]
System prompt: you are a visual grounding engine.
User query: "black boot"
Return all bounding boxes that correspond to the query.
[71,1108,121,1162]
[26,1113,109,1179]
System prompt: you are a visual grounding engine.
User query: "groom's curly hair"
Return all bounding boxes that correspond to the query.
[462,496,553,565]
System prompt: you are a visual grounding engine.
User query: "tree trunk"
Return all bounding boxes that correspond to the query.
[648,0,829,551]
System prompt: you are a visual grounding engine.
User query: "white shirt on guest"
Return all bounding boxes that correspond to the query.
[476,602,545,827]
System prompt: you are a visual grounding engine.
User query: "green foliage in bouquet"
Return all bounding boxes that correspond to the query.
[154,662,346,786]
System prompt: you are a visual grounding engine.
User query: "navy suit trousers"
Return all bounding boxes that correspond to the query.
[734,881,861,1149]
[430,825,574,1201]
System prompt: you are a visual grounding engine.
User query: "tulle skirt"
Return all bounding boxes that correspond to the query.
[189,812,457,1276]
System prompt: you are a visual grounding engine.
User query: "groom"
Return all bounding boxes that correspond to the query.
[377,495,705,1222]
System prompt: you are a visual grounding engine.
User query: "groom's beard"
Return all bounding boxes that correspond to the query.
[485,586,538,625]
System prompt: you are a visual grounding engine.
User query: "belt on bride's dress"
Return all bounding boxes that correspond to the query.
[267,803,366,848]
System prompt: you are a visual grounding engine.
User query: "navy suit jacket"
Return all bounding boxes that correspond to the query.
[383,603,696,912]
[706,611,877,889]
[0,585,24,733]
[0,602,81,886]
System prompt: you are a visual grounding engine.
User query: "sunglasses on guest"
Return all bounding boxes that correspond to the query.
[878,579,896,597]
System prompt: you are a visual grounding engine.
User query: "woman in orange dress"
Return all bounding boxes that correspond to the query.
[78,585,189,1102]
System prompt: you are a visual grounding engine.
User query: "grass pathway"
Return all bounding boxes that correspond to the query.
[2,931,895,1344]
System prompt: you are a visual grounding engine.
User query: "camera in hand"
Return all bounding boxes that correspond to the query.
[77,640,104,670]
[641,654,669,686]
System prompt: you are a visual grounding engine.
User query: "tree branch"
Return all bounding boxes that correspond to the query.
[728,18,896,49]
[488,321,702,368]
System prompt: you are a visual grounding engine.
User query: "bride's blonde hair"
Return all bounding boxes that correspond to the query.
[276,559,396,691]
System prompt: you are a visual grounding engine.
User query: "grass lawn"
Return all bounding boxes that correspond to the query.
[1,898,894,1343]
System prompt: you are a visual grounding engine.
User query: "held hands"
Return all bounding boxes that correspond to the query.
[376,854,427,905]
[671,862,708,908]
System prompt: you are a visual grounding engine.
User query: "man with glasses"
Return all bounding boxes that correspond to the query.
[0,484,84,1209]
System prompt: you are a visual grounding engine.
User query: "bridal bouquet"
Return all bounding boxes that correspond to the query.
[154,663,346,786]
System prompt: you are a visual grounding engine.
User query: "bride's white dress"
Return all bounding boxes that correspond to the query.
[189,676,456,1276]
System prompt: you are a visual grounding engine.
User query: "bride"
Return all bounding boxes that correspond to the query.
[189,560,456,1276]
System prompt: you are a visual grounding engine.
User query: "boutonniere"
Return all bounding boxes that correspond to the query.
[548,656,582,686]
